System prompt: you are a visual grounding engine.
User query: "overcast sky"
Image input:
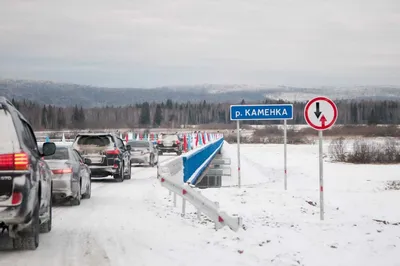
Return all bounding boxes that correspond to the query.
[0,0,399,88]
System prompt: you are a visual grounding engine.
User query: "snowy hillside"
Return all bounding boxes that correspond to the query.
[1,79,399,107]
[261,86,400,102]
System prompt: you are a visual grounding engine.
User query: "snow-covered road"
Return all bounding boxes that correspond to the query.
[0,155,221,266]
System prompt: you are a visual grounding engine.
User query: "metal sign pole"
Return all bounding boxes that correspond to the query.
[283,119,288,190]
[236,120,241,188]
[304,96,338,221]
[318,130,324,220]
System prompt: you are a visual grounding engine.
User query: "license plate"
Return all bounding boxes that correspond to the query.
[0,178,12,198]
[88,156,103,163]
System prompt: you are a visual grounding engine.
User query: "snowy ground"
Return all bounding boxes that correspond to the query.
[156,142,400,266]
[1,143,399,266]
[201,143,400,265]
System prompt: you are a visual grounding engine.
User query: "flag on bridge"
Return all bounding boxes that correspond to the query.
[198,133,203,146]
[188,134,192,150]
[183,134,187,152]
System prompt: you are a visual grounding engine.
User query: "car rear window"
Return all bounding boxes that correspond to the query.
[40,147,69,160]
[128,141,149,148]
[0,107,19,154]
[162,135,178,141]
[75,135,112,147]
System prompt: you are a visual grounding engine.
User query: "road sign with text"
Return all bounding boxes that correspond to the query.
[304,96,338,131]
[230,104,293,121]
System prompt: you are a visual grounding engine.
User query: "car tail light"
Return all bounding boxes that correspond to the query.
[175,140,180,145]
[52,168,72,174]
[106,149,120,155]
[11,192,23,205]
[157,140,162,144]
[0,153,29,171]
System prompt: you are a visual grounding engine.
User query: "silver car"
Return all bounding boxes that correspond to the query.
[40,144,92,206]
[128,140,159,167]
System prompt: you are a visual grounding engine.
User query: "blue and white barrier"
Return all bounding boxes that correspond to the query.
[182,138,224,184]
[158,136,224,185]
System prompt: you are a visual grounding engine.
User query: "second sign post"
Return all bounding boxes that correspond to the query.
[304,96,338,220]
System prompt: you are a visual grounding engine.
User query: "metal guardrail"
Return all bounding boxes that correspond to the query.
[157,137,242,232]
[206,168,231,176]
[211,158,231,165]
[159,176,242,232]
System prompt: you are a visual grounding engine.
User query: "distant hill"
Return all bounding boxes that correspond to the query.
[1,79,399,107]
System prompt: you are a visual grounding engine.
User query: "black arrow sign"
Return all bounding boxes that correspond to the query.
[314,102,322,119]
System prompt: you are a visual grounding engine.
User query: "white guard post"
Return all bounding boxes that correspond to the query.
[236,120,241,188]
[283,119,288,190]
[304,96,338,221]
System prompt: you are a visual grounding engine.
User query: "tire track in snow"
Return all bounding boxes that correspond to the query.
[0,156,174,265]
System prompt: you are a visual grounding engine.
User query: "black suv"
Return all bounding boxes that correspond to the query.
[72,133,131,182]
[0,97,56,250]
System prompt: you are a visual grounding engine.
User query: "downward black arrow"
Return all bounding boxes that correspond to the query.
[314,102,322,118]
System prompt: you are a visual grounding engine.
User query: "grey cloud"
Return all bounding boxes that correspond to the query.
[0,0,399,87]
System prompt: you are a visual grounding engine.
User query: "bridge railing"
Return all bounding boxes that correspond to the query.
[157,134,242,232]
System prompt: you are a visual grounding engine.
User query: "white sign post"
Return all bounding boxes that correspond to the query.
[283,119,288,190]
[230,104,294,189]
[236,120,241,188]
[304,96,338,221]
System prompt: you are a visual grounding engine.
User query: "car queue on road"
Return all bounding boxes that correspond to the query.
[0,96,190,251]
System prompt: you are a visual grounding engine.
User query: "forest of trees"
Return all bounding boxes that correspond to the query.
[10,98,400,130]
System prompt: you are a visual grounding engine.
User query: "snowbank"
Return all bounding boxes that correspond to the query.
[157,143,400,266]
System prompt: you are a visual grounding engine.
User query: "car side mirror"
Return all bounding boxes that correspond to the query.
[84,158,92,165]
[126,144,131,151]
[41,142,56,156]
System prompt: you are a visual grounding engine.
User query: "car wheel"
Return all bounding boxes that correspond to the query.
[40,183,52,233]
[114,164,124,182]
[149,155,155,167]
[124,163,131,179]
[176,150,182,156]
[13,200,40,250]
[70,181,81,206]
[82,177,91,199]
